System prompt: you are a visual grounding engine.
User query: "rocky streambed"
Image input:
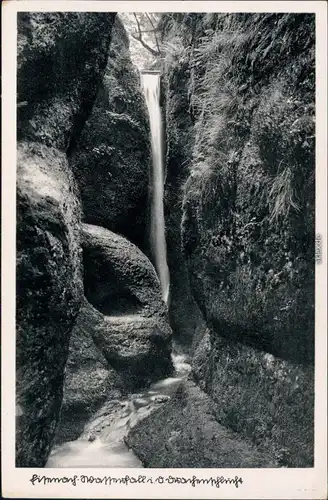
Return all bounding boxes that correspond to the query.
[46,353,191,468]
[46,348,279,469]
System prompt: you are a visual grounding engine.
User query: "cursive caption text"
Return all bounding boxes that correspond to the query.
[30,473,243,489]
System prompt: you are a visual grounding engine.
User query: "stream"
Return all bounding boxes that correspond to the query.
[46,353,191,468]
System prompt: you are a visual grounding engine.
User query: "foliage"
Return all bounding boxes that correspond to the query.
[119,13,161,70]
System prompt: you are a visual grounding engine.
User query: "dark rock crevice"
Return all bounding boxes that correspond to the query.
[162,53,205,349]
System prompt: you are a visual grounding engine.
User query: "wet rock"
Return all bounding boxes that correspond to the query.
[81,223,173,386]
[71,17,151,250]
[134,398,149,406]
[16,142,83,467]
[80,399,127,440]
[151,395,170,404]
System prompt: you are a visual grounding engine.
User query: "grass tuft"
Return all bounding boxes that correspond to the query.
[268,166,301,224]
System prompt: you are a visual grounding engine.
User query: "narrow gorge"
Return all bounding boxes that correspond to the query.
[16,11,315,470]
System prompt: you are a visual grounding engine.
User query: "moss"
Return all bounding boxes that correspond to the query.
[161,13,315,466]
[126,380,277,468]
[162,13,315,364]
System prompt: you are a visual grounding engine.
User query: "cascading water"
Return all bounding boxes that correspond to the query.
[45,354,191,467]
[141,72,170,304]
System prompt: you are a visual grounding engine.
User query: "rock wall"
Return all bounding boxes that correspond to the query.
[16,12,116,467]
[160,13,315,466]
[17,13,115,152]
[53,299,123,446]
[16,13,176,466]
[71,17,151,251]
[16,142,83,467]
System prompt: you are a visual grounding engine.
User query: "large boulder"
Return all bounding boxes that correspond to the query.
[192,331,314,467]
[71,17,151,250]
[81,223,173,387]
[126,380,277,468]
[16,142,83,466]
[16,12,116,467]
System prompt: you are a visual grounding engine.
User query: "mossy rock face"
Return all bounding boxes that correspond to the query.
[126,379,277,468]
[161,13,315,365]
[17,12,116,152]
[71,18,151,250]
[16,142,83,467]
[192,333,314,467]
[160,12,315,467]
[162,40,204,348]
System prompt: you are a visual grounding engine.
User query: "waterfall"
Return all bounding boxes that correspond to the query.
[141,72,170,304]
